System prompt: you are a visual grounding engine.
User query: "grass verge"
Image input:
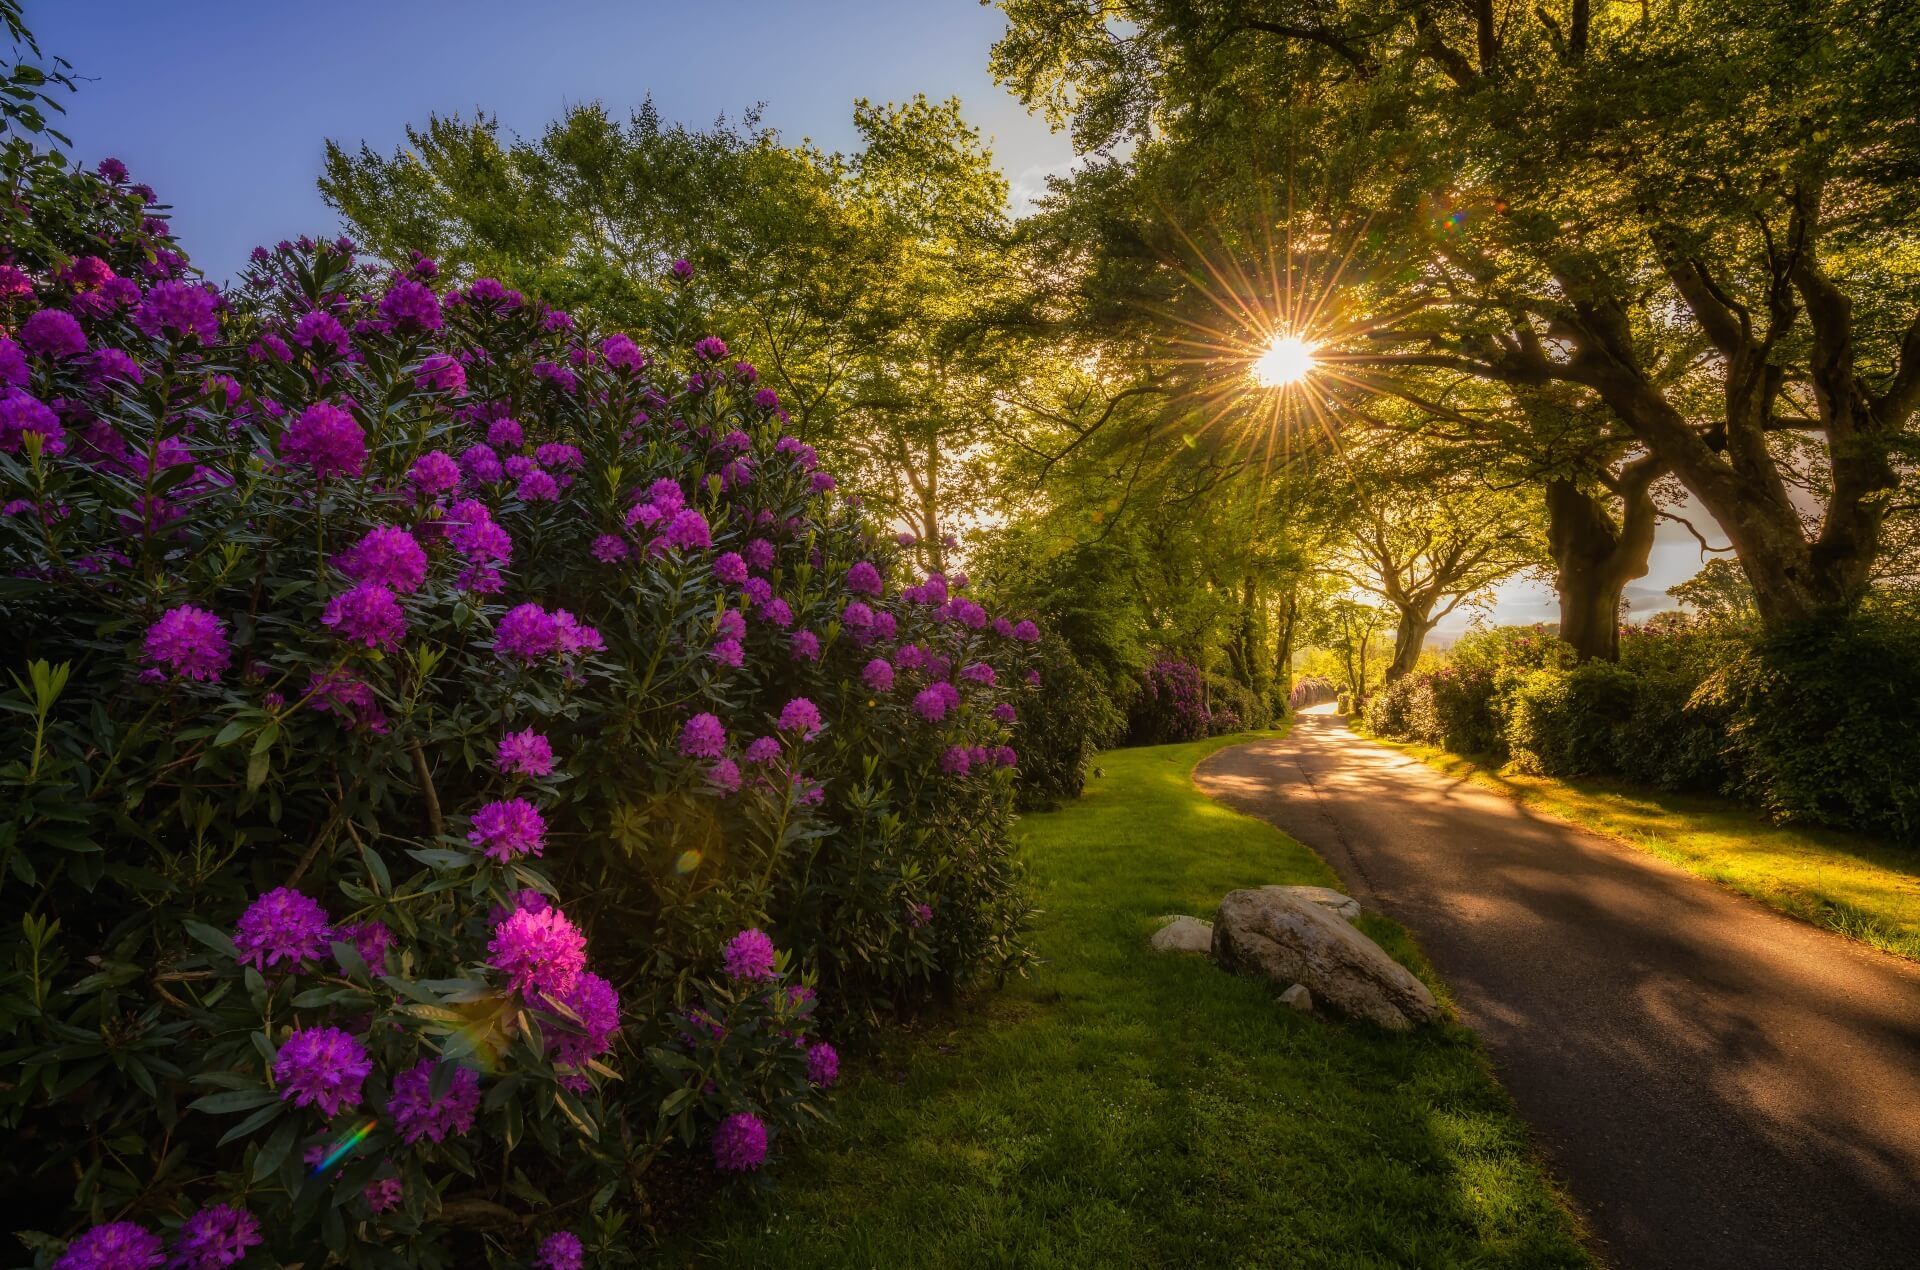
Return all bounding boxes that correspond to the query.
[664,733,1594,1268]
[1376,738,1920,963]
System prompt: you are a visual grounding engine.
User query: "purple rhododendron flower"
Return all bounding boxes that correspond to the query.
[388,1059,480,1144]
[661,508,711,551]
[133,280,222,343]
[777,697,822,739]
[517,468,561,502]
[281,402,365,478]
[416,352,466,394]
[233,886,331,972]
[862,658,894,692]
[379,278,442,333]
[486,417,524,449]
[744,735,782,764]
[744,538,775,571]
[911,902,934,928]
[692,335,728,361]
[21,309,88,359]
[322,581,407,651]
[0,335,25,387]
[340,525,428,593]
[845,561,882,595]
[723,928,777,981]
[536,442,583,469]
[362,1176,404,1214]
[495,604,560,662]
[489,906,587,997]
[709,637,744,668]
[169,1203,261,1270]
[535,1231,584,1270]
[962,662,997,686]
[707,757,742,793]
[712,551,748,585]
[336,920,393,973]
[712,1112,768,1171]
[273,1026,372,1116]
[545,969,621,1067]
[0,387,62,454]
[940,745,972,776]
[408,449,461,495]
[591,533,630,563]
[497,728,556,776]
[679,712,727,758]
[458,442,503,483]
[991,702,1017,724]
[468,797,547,861]
[447,500,512,563]
[1013,619,1041,643]
[553,610,603,655]
[806,1042,840,1087]
[913,683,959,723]
[51,1221,164,1270]
[291,309,350,357]
[790,630,820,662]
[142,604,230,681]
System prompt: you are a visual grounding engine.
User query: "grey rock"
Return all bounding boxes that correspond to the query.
[1150,915,1214,955]
[1212,887,1439,1030]
[1272,884,1362,921]
[1279,983,1313,1012]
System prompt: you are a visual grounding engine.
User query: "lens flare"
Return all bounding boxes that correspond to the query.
[1251,334,1317,387]
[311,1118,378,1174]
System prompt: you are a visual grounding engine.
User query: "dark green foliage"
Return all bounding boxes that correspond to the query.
[1011,633,1124,809]
[1699,613,1920,844]
[1504,663,1640,778]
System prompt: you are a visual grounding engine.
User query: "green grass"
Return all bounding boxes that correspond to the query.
[664,734,1594,1269]
[1377,739,1920,963]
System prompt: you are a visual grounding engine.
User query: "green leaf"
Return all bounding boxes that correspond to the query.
[182,920,237,959]
[254,1118,297,1180]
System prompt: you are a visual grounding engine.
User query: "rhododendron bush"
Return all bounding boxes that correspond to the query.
[0,145,1039,1265]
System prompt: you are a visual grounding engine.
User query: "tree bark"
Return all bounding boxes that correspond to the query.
[1545,460,1662,661]
[1386,605,1435,681]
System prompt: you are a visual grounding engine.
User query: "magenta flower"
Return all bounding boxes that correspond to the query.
[486,417,524,449]
[601,332,647,373]
[142,604,230,681]
[51,1221,164,1270]
[468,798,547,862]
[553,611,604,655]
[489,906,587,997]
[281,402,365,479]
[845,561,882,596]
[712,551,748,584]
[416,353,466,394]
[379,278,442,333]
[545,969,621,1067]
[291,309,350,357]
[458,442,503,484]
[710,637,744,668]
[233,886,331,972]
[692,335,729,361]
[744,538,775,571]
[991,702,1017,724]
[535,1231,584,1270]
[363,1177,404,1214]
[591,533,630,564]
[495,603,560,662]
[169,1204,261,1270]
[465,277,522,309]
[388,1059,480,1144]
[940,745,972,776]
[790,630,820,662]
[723,928,777,981]
[517,468,561,502]
[744,735,782,765]
[323,582,407,651]
[862,658,894,692]
[913,683,959,723]
[962,662,997,686]
[711,1112,768,1171]
[661,508,711,551]
[336,920,393,973]
[447,500,512,563]
[707,757,742,794]
[0,387,61,454]
[497,728,556,777]
[679,712,727,758]
[993,745,1018,768]
[910,902,934,928]
[1013,619,1041,643]
[805,1041,840,1087]
[777,697,822,739]
[340,525,428,593]
[20,309,88,359]
[273,1026,372,1116]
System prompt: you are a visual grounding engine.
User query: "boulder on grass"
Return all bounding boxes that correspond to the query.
[1279,983,1313,1012]
[1150,915,1214,955]
[1276,885,1361,921]
[1212,887,1438,1030]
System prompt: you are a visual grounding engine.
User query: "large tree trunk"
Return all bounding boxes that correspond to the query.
[1386,606,1435,681]
[1545,463,1661,662]
[1273,587,1297,702]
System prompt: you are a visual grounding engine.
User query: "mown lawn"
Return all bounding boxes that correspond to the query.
[1379,739,1920,963]
[664,734,1593,1269]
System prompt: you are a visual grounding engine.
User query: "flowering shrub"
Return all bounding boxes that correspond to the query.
[1129,656,1211,744]
[0,149,1042,1263]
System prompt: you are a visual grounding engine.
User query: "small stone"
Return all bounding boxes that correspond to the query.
[1280,983,1313,1012]
[1150,915,1214,954]
[1212,886,1438,1030]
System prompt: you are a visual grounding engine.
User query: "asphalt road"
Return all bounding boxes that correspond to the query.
[1194,713,1920,1270]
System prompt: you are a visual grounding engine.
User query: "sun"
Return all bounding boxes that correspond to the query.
[1251,333,1318,387]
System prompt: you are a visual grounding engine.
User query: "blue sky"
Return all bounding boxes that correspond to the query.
[31,1,1712,622]
[34,0,1076,280]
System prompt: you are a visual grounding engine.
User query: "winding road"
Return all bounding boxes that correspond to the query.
[1195,711,1920,1270]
